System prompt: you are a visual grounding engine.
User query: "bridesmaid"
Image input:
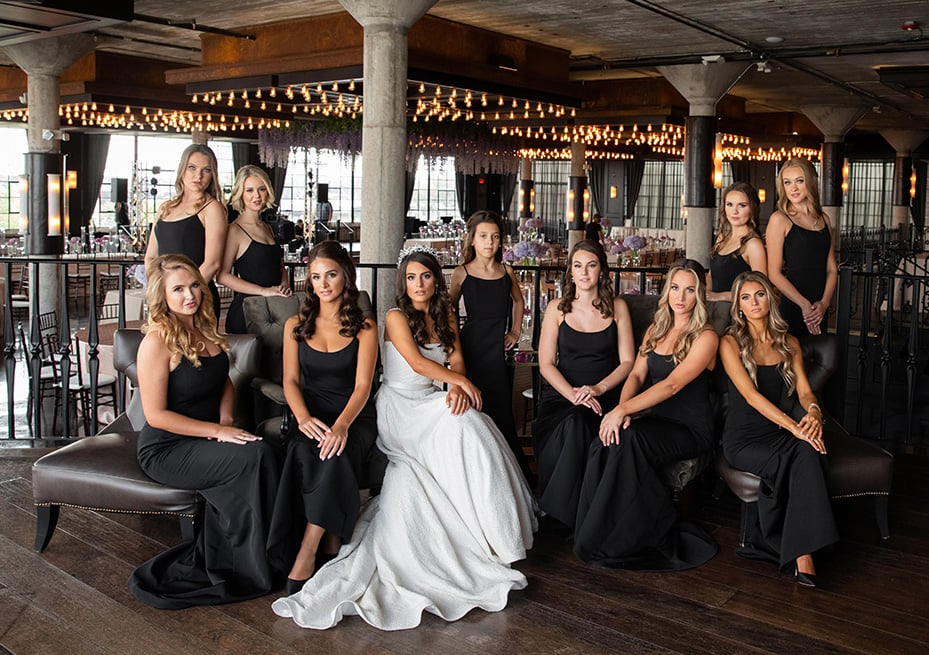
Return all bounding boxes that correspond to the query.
[130,254,278,608]
[266,241,380,594]
[532,240,636,530]
[720,271,837,586]
[449,210,529,479]
[145,144,227,319]
[217,165,291,334]
[576,259,718,569]
[707,181,767,301]
[765,158,837,336]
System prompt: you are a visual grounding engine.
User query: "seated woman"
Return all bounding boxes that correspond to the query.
[217,165,291,334]
[576,259,719,569]
[720,271,837,587]
[532,239,636,528]
[129,254,279,609]
[267,241,381,595]
[273,247,536,631]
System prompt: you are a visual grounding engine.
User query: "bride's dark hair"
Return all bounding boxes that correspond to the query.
[395,250,456,354]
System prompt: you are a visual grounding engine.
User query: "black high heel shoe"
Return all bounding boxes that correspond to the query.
[285,577,309,595]
[794,565,817,588]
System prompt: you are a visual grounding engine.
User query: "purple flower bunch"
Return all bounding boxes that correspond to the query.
[525,218,543,229]
[513,240,546,259]
[623,234,647,251]
[609,240,625,255]
[128,264,147,287]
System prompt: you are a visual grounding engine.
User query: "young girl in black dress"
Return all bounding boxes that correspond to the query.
[720,271,837,586]
[449,210,528,478]
[532,240,636,529]
[129,254,279,608]
[217,165,291,334]
[267,241,381,594]
[707,181,767,301]
[576,259,719,569]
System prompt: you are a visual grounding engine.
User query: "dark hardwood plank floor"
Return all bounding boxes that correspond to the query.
[1,451,926,655]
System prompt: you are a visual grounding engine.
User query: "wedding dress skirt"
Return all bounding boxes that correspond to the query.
[272,340,537,630]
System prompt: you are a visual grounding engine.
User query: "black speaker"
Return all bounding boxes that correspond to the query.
[111,177,128,203]
[317,183,329,203]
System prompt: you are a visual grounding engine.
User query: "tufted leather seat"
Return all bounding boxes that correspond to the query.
[32,330,261,552]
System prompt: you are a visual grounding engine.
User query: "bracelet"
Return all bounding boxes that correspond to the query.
[808,402,821,415]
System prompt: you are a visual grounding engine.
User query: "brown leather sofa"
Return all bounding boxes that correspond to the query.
[31,329,261,552]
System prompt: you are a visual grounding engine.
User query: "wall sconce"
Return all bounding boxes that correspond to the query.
[529,188,535,213]
[713,134,723,189]
[758,188,766,203]
[18,175,28,234]
[64,169,77,233]
[583,188,590,221]
[911,170,917,199]
[610,185,618,199]
[519,187,525,213]
[566,188,575,222]
[47,173,61,236]
[841,160,850,193]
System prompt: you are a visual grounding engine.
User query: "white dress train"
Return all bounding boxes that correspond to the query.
[272,336,538,631]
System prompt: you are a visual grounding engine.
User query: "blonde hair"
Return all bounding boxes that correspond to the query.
[776,157,825,220]
[727,271,797,395]
[158,144,223,220]
[228,165,275,212]
[144,254,228,366]
[640,259,708,364]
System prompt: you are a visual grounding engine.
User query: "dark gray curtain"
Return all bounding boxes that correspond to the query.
[232,142,252,173]
[502,172,518,218]
[912,159,927,232]
[589,160,606,216]
[624,159,645,221]
[62,133,110,236]
[455,171,467,218]
[404,157,418,214]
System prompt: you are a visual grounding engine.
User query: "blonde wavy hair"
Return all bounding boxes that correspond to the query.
[144,254,228,366]
[158,144,224,220]
[727,271,797,395]
[776,157,825,220]
[640,259,708,364]
[228,165,275,213]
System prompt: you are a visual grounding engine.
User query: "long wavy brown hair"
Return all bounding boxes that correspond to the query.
[712,181,761,256]
[144,254,228,366]
[557,239,614,318]
[461,210,505,265]
[640,259,708,364]
[396,250,456,353]
[776,157,825,221]
[158,144,224,219]
[293,241,368,341]
[728,270,797,395]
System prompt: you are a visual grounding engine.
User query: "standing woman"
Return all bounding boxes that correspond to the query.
[266,241,381,594]
[532,240,636,530]
[707,181,767,301]
[576,259,719,569]
[449,210,529,479]
[765,158,837,336]
[145,144,227,320]
[720,271,837,586]
[129,255,279,608]
[217,165,291,334]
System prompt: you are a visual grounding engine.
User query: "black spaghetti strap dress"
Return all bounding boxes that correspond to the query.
[459,270,530,480]
[130,351,280,609]
[722,365,838,568]
[225,223,285,334]
[779,220,831,335]
[574,352,718,570]
[155,208,221,319]
[266,337,382,576]
[709,249,751,295]
[532,320,620,528]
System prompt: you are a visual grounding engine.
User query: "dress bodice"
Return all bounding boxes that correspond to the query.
[556,319,619,388]
[460,272,511,324]
[233,224,283,287]
[155,214,205,266]
[382,341,445,392]
[298,338,374,420]
[782,221,830,284]
[644,351,713,441]
[709,249,751,293]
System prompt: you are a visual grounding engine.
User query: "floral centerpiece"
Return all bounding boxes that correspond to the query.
[505,218,548,265]
[607,234,648,266]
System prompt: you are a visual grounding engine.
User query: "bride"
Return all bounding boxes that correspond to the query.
[272,247,537,631]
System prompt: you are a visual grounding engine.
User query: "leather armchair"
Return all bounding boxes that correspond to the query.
[31,329,261,552]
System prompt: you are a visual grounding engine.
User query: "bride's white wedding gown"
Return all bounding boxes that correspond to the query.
[272,335,537,631]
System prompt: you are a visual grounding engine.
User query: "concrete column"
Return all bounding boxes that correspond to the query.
[659,61,750,265]
[802,105,865,240]
[567,140,586,252]
[3,34,94,316]
[880,129,929,231]
[339,0,436,317]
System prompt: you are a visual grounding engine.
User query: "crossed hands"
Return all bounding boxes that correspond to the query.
[572,384,603,416]
[297,416,348,460]
[793,409,826,454]
[802,300,825,335]
[447,380,483,416]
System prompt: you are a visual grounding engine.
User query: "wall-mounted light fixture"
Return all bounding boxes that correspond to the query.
[18,175,28,234]
[713,134,723,189]
[529,188,535,213]
[758,188,767,204]
[841,160,850,193]
[583,188,590,221]
[610,185,618,199]
[911,170,917,198]
[47,173,61,236]
[566,188,575,222]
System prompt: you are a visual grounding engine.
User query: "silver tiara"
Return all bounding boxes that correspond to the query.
[397,244,439,265]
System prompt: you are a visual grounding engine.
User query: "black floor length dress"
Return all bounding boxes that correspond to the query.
[155,206,222,319]
[225,223,285,334]
[709,249,751,295]
[574,352,718,569]
[266,338,381,575]
[459,270,531,480]
[722,365,838,568]
[130,352,280,608]
[532,320,619,527]
[779,220,831,336]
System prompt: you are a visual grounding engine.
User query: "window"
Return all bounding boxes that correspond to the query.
[844,161,893,230]
[634,160,684,229]
[531,160,571,242]
[409,155,457,222]
[0,126,28,232]
[279,148,361,224]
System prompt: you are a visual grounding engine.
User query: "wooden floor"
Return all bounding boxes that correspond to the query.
[1,449,927,655]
